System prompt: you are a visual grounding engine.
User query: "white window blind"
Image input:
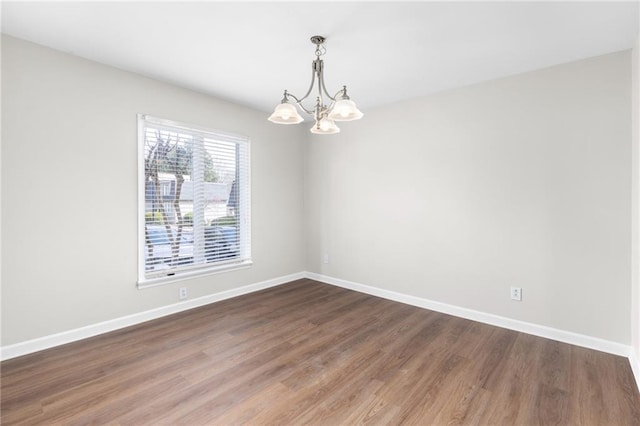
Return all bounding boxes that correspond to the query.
[138,115,251,285]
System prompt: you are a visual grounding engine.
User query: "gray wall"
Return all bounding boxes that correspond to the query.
[1,35,634,349]
[305,51,632,344]
[1,35,306,345]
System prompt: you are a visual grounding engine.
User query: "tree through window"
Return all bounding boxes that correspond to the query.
[138,115,251,284]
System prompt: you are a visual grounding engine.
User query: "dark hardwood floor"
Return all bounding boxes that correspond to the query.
[2,279,639,425]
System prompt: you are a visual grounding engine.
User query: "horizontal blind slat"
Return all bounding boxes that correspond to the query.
[139,115,251,281]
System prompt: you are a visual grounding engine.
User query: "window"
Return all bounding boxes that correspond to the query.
[138,115,251,286]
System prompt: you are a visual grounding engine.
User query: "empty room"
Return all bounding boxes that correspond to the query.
[2,1,640,424]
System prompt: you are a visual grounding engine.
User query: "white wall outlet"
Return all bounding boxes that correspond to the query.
[322,253,329,264]
[510,286,522,301]
[179,287,188,300]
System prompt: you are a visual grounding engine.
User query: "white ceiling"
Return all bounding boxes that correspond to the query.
[2,1,638,114]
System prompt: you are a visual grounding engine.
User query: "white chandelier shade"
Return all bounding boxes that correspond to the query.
[268,101,304,124]
[310,117,340,134]
[327,98,364,122]
[268,36,363,135]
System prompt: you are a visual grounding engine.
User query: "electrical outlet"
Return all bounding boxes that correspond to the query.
[510,286,522,301]
[322,253,329,264]
[179,287,188,300]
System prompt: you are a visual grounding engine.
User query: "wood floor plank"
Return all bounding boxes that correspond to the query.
[2,279,639,425]
[477,334,542,425]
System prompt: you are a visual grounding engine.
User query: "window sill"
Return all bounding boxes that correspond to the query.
[137,260,253,289]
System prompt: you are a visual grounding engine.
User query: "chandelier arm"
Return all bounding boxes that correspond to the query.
[332,87,346,99]
[297,101,316,116]
[284,91,301,102]
[319,69,338,103]
[294,61,319,106]
[284,92,315,115]
[323,88,343,112]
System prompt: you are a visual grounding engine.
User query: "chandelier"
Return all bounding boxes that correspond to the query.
[268,36,363,134]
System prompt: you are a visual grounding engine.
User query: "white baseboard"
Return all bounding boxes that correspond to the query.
[2,270,634,367]
[305,272,631,358]
[630,350,640,393]
[0,272,306,361]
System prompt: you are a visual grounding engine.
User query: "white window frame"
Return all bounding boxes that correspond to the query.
[137,114,252,288]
